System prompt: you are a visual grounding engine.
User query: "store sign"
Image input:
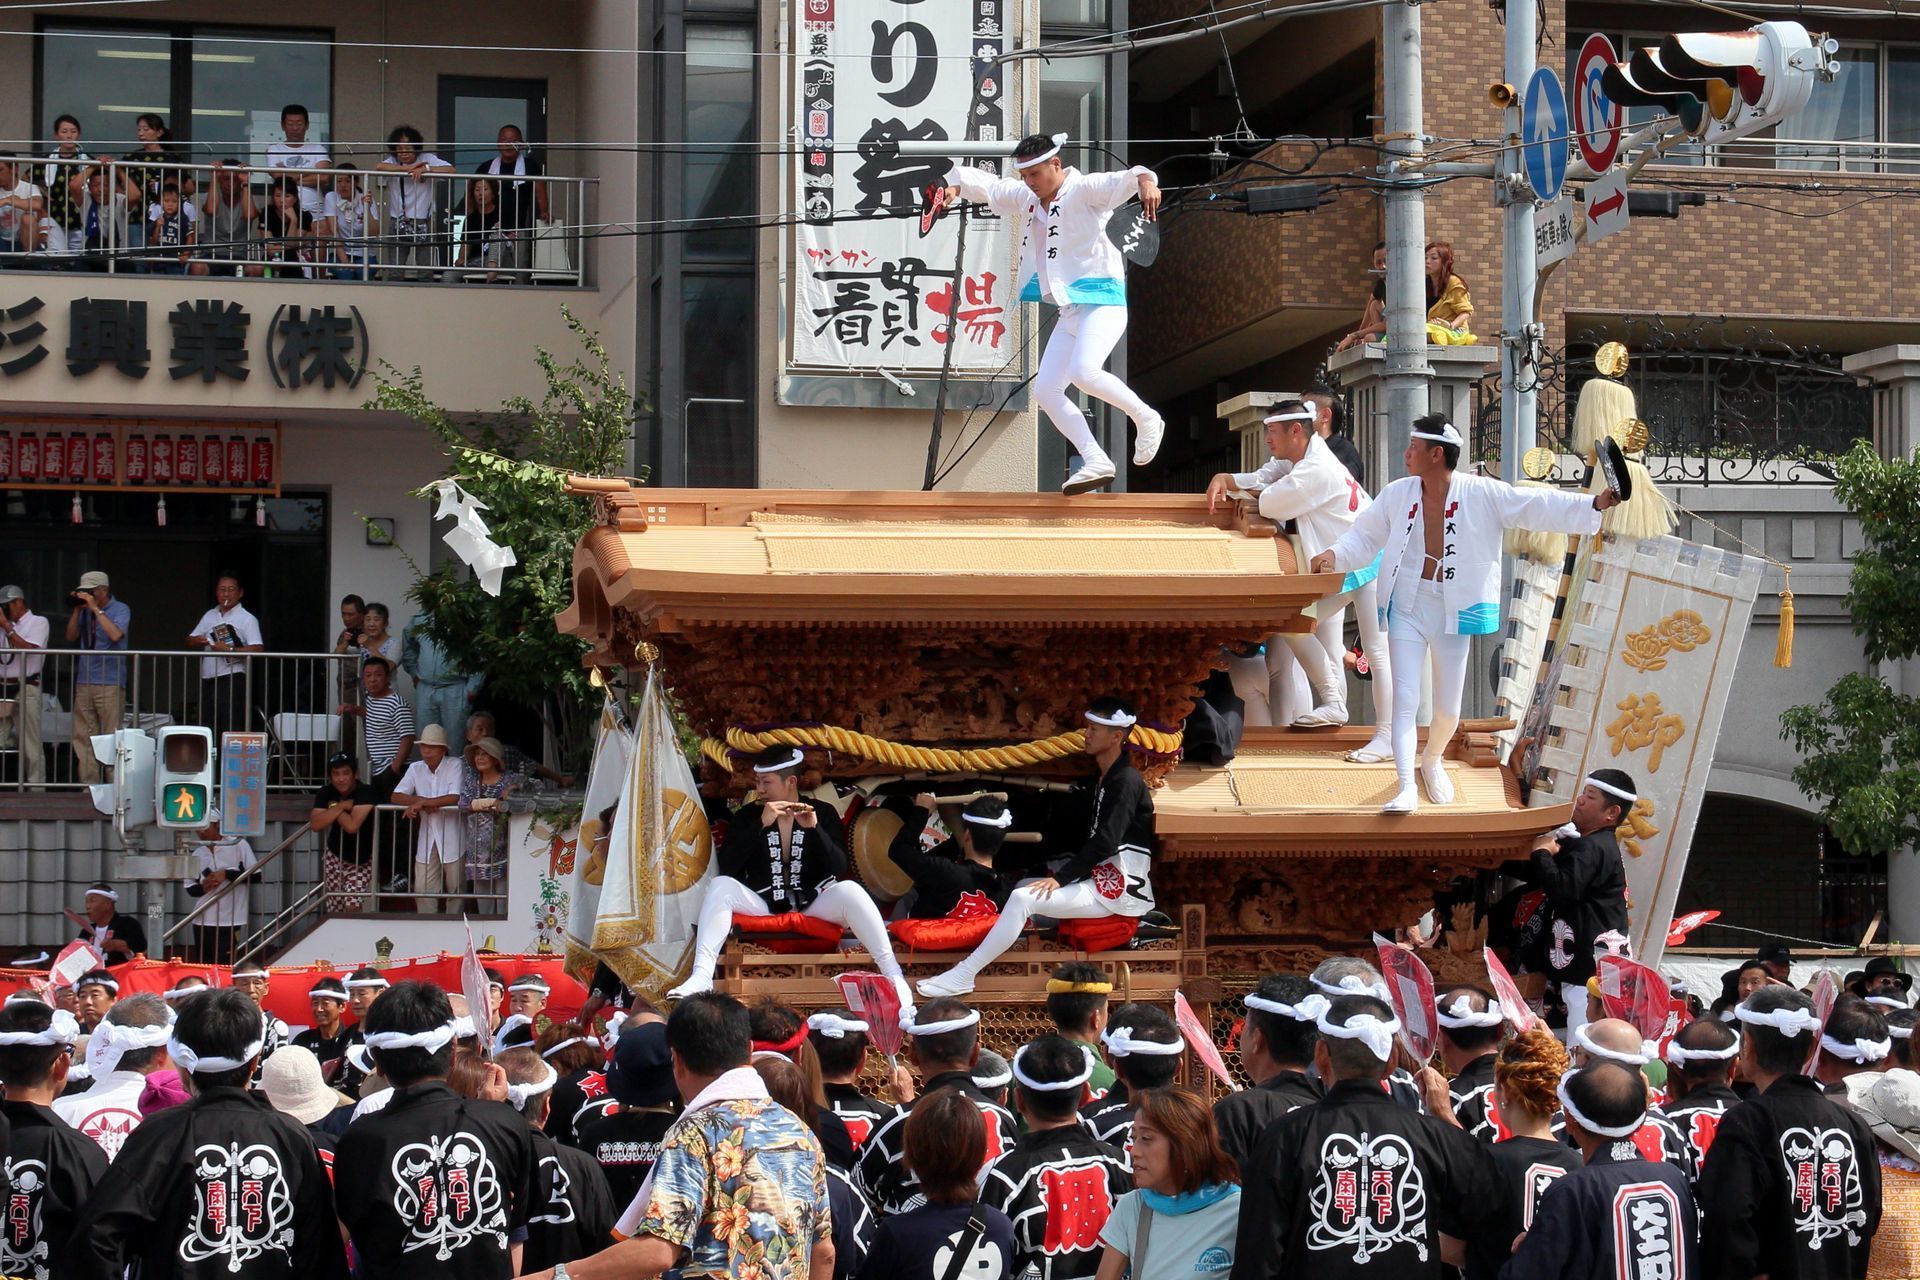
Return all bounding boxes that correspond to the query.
[0,295,369,390]
[789,0,1019,373]
[0,420,279,494]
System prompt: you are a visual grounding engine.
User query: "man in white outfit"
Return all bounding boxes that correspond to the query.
[944,132,1165,494]
[1207,401,1392,760]
[1315,415,1618,814]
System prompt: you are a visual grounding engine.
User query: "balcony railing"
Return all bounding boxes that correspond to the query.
[0,156,595,287]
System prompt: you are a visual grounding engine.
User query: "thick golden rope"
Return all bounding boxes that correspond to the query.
[701,720,1181,774]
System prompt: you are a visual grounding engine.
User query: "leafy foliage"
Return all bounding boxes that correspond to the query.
[365,307,640,767]
[1781,441,1920,857]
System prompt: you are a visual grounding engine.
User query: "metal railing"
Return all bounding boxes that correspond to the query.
[0,156,595,286]
[0,647,357,792]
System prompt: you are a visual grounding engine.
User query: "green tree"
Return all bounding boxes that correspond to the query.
[1781,440,1920,857]
[366,307,641,769]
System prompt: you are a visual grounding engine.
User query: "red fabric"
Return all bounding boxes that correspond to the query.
[1057,917,1139,952]
[732,912,844,954]
[889,915,998,952]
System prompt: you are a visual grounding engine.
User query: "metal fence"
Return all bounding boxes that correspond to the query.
[0,648,358,791]
[0,156,594,286]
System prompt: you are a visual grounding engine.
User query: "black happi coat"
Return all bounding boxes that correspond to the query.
[856,1070,1019,1214]
[1500,1141,1698,1280]
[1662,1083,1739,1185]
[883,799,1009,920]
[1056,756,1157,891]
[1465,1135,1583,1280]
[1232,1077,1501,1280]
[1083,1083,1136,1150]
[575,1105,674,1213]
[977,1124,1133,1280]
[1522,828,1629,984]
[333,1081,541,1280]
[1449,1054,1500,1142]
[523,1129,616,1272]
[825,1081,899,1152]
[1697,1074,1881,1280]
[60,1086,345,1280]
[2,1099,108,1280]
[1213,1068,1324,1175]
[718,797,849,911]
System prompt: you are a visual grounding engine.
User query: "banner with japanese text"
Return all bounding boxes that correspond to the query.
[790,0,1021,374]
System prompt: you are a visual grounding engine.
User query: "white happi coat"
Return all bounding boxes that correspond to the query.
[1327,472,1602,636]
[946,163,1154,306]
[1236,435,1381,594]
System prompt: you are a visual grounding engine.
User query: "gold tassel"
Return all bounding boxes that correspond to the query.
[1774,568,1795,668]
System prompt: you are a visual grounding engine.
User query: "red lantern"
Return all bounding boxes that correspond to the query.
[125,434,149,484]
[250,437,274,486]
[225,438,248,487]
[91,434,115,483]
[200,436,223,485]
[175,435,200,484]
[150,436,175,484]
[16,434,40,482]
[41,434,66,481]
[0,432,15,481]
[65,431,88,482]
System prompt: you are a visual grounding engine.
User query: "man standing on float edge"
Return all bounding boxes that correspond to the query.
[943,131,1165,495]
[1314,414,1618,815]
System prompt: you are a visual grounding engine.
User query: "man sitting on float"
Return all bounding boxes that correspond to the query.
[668,745,914,1004]
[883,791,1015,937]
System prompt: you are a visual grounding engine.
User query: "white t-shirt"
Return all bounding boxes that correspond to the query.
[322,188,374,256]
[383,154,451,221]
[189,836,257,928]
[189,603,263,678]
[396,754,464,863]
[0,179,43,242]
[266,142,331,214]
[0,608,49,680]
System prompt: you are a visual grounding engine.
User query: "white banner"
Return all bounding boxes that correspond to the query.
[562,700,630,981]
[791,0,1020,373]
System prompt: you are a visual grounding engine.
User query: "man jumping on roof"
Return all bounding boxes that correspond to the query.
[942,133,1165,495]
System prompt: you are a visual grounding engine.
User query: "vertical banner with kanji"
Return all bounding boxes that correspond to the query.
[790,0,1019,373]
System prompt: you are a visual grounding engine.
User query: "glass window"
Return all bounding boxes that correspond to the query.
[190,28,331,160]
[1778,43,1878,171]
[684,24,755,260]
[683,273,756,487]
[1042,0,1109,23]
[39,26,174,154]
[1890,48,1920,149]
[1041,55,1108,175]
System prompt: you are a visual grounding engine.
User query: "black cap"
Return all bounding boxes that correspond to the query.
[608,1021,676,1107]
[1757,943,1793,967]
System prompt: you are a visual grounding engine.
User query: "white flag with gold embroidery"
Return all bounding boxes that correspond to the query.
[562,698,629,982]
[592,669,715,996]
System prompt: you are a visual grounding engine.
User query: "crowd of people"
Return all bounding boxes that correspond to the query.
[0,105,556,280]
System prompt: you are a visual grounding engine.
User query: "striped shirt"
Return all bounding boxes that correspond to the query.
[362,692,415,774]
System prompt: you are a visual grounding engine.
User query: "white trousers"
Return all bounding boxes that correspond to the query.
[938,877,1117,983]
[1386,580,1470,789]
[1035,304,1154,466]
[688,875,904,983]
[1280,581,1391,730]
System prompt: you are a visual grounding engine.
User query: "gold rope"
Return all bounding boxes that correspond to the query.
[701,720,1183,774]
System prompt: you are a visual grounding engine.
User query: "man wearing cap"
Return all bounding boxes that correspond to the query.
[941,132,1165,496]
[1206,399,1393,749]
[497,1046,617,1274]
[0,584,49,784]
[1500,1060,1697,1280]
[668,745,911,1004]
[920,697,1158,999]
[293,976,353,1086]
[310,753,378,911]
[63,988,347,1280]
[65,570,128,786]
[1847,957,1912,1007]
[1314,413,1620,815]
[55,992,173,1159]
[394,723,465,914]
[576,1019,679,1208]
[73,882,146,966]
[181,807,255,965]
[0,999,108,1278]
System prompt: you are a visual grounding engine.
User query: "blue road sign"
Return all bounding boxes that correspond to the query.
[220,731,269,838]
[1522,67,1570,202]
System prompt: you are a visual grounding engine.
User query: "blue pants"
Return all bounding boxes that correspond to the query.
[415,682,470,748]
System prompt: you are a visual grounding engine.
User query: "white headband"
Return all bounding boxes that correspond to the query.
[903,1008,980,1037]
[364,1022,460,1054]
[169,1032,265,1076]
[972,1066,1012,1090]
[1890,1024,1915,1041]
[962,809,1014,829]
[1735,1004,1823,1038]
[1012,1043,1096,1092]
[3,992,44,1007]
[84,888,118,903]
[1556,1075,1646,1139]
[1085,707,1137,729]
[162,985,210,1001]
[1820,1033,1892,1064]
[1314,1008,1402,1062]
[1101,1025,1186,1057]
[309,984,348,1002]
[1310,974,1393,1003]
[450,1016,478,1040]
[1014,132,1070,170]
[1582,775,1639,805]
[1666,1032,1742,1066]
[1573,1024,1654,1066]
[752,1049,793,1064]
[753,748,805,774]
[0,1009,80,1046]
[1409,421,1463,446]
[1263,408,1316,426]
[506,1061,560,1110]
[492,1014,535,1055]
[1867,995,1908,1010]
[345,976,391,990]
[509,977,550,993]
[88,1016,174,1076]
[77,974,119,994]
[1435,996,1505,1030]
[542,1035,600,1059]
[807,1012,870,1039]
[1245,992,1330,1023]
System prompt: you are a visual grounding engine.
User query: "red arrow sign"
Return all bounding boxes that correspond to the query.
[1589,190,1626,220]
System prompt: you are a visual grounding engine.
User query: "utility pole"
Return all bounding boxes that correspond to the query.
[1497,0,1538,485]
[1380,0,1433,467]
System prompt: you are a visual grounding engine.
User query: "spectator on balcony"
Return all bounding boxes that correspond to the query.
[0,584,48,785]
[77,168,129,272]
[0,156,45,261]
[1424,240,1476,345]
[319,163,378,281]
[1335,240,1387,352]
[264,102,330,224]
[395,724,465,915]
[464,710,571,788]
[183,807,255,966]
[200,160,263,277]
[262,180,316,279]
[311,751,377,912]
[454,177,512,283]
[377,125,454,280]
[479,124,549,275]
[116,113,177,256]
[343,656,415,807]
[186,572,263,741]
[460,736,521,916]
[38,115,91,264]
[66,570,128,786]
[145,182,195,275]
[404,612,481,752]
[359,601,402,669]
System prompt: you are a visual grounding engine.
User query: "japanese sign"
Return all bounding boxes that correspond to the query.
[0,419,279,494]
[1534,194,1578,268]
[790,0,1020,374]
[219,732,269,839]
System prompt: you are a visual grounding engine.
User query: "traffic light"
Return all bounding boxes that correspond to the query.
[1602,21,1835,143]
[155,726,214,830]
[88,729,155,839]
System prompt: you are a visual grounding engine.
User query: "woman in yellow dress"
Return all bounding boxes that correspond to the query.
[1424,240,1476,344]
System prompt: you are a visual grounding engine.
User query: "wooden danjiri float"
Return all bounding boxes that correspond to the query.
[558,481,1568,1084]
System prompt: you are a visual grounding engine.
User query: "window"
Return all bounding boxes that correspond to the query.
[1778,43,1878,171]
[683,274,756,487]
[38,23,332,158]
[685,25,756,259]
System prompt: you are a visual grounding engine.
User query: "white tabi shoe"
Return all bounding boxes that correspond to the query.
[1292,705,1349,728]
[1062,460,1117,495]
[1381,784,1420,815]
[1132,412,1166,466]
[665,974,715,1001]
[916,970,977,999]
[1419,760,1456,805]
[1346,735,1393,764]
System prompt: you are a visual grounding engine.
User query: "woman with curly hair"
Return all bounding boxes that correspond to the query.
[1460,1023,1584,1279]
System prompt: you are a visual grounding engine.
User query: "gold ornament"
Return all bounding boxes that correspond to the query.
[1609,418,1651,455]
[1522,446,1557,479]
[1595,342,1630,379]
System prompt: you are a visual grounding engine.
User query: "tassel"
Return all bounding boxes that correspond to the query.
[1505,480,1569,562]
[1774,567,1794,668]
[255,496,266,528]
[156,495,167,527]
[70,493,82,525]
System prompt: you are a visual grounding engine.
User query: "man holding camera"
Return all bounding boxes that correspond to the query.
[0,584,48,784]
[66,570,129,785]
[183,807,256,965]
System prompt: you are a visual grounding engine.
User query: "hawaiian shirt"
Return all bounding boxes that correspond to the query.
[637,1096,832,1280]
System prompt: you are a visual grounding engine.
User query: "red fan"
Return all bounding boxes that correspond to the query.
[918,181,952,238]
[1804,969,1841,1075]
[1373,934,1438,1062]
[1665,909,1720,947]
[836,972,905,1068]
[1596,956,1669,1043]
[1484,946,1538,1031]
[1175,990,1240,1092]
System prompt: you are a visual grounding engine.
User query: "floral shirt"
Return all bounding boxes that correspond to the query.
[637,1096,832,1280]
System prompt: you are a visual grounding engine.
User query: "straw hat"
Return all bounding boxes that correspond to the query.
[417,724,450,749]
[471,737,509,768]
[258,1045,351,1127]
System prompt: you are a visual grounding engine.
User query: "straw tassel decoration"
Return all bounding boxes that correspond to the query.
[1775,567,1794,668]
